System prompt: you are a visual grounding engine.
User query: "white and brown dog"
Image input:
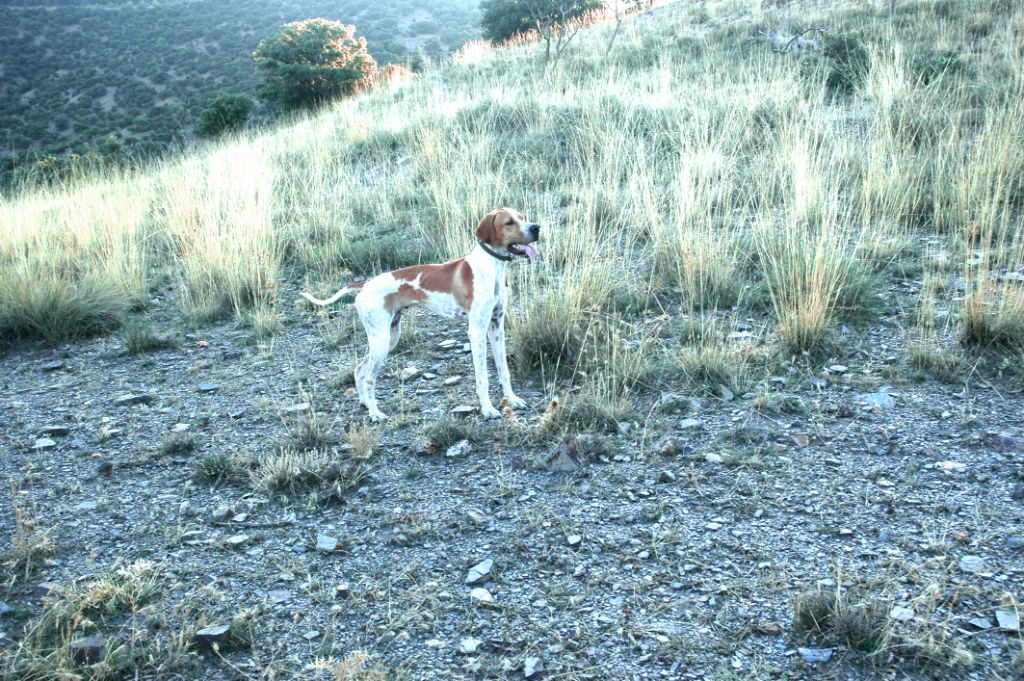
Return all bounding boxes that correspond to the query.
[302,208,541,422]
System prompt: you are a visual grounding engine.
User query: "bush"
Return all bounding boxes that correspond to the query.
[253,19,377,112]
[820,35,871,94]
[196,93,253,137]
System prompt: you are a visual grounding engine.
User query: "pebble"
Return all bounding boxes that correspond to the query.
[451,405,477,417]
[32,438,57,450]
[0,602,11,616]
[959,555,986,574]
[1006,536,1023,550]
[523,656,545,678]
[995,610,1020,632]
[798,647,833,664]
[443,376,462,386]
[281,403,310,414]
[446,439,472,458]
[469,587,493,603]
[567,534,582,547]
[704,452,724,464]
[863,393,896,410]
[889,606,914,622]
[34,582,60,598]
[399,367,421,382]
[225,534,250,547]
[114,393,153,407]
[678,418,702,430]
[658,470,676,483]
[40,425,70,437]
[198,383,219,393]
[42,360,65,371]
[715,385,734,401]
[316,533,340,553]
[465,559,493,585]
[458,637,482,654]
[965,616,993,630]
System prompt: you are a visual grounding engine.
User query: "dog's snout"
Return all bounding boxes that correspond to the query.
[528,223,540,239]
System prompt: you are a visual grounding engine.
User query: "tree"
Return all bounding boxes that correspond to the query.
[196,93,254,137]
[481,0,603,64]
[253,19,377,112]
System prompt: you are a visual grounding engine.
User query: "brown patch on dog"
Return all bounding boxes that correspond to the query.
[385,259,475,312]
[384,281,428,313]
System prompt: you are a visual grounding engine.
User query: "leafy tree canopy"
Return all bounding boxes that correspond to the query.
[196,93,254,137]
[480,0,604,43]
[253,19,377,112]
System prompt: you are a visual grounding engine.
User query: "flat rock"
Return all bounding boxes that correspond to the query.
[446,439,472,458]
[889,606,914,622]
[959,555,986,573]
[704,452,724,464]
[114,393,153,407]
[678,418,702,430]
[469,587,493,603]
[34,582,61,598]
[42,360,66,371]
[0,601,12,617]
[32,438,57,450]
[465,559,493,585]
[567,534,583,547]
[451,405,477,417]
[798,647,833,664]
[316,533,340,553]
[438,339,459,349]
[40,425,70,437]
[443,376,462,386]
[964,616,993,630]
[715,384,734,401]
[281,402,310,414]
[458,637,482,654]
[539,435,593,471]
[862,392,896,410]
[195,624,230,647]
[399,367,421,382]
[658,470,677,483]
[70,636,106,664]
[524,656,545,678]
[225,534,250,548]
[197,383,219,393]
[995,609,1020,632]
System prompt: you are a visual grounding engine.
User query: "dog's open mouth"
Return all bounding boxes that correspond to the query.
[508,243,540,258]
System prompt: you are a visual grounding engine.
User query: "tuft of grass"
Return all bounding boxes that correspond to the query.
[423,416,479,451]
[286,408,335,451]
[669,319,763,394]
[193,451,251,483]
[123,318,177,355]
[3,483,56,581]
[250,447,372,497]
[346,424,380,459]
[158,432,197,457]
[0,273,127,347]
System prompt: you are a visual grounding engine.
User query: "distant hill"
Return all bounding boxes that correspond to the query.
[0,0,480,160]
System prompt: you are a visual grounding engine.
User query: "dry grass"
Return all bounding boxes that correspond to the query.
[2,482,56,582]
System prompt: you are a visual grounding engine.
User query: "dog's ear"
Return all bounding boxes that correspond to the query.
[476,210,499,246]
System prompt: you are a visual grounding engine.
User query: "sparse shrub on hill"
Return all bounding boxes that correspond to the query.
[480,0,603,43]
[196,93,254,137]
[253,19,378,112]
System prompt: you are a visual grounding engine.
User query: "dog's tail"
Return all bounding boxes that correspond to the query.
[300,280,367,307]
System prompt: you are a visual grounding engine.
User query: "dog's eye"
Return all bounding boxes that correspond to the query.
[504,220,514,226]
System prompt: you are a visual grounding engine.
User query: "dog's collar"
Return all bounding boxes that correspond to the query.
[478,241,514,262]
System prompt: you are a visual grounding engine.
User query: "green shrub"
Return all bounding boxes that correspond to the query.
[196,93,253,137]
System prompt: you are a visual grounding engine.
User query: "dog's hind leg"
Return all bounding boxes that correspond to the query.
[355,297,395,422]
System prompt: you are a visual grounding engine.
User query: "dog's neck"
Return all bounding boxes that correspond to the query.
[476,240,514,262]
[469,243,509,275]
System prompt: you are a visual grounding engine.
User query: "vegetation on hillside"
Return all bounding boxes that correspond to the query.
[0,0,480,165]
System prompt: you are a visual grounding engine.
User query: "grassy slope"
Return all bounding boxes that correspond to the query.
[1,0,1023,401]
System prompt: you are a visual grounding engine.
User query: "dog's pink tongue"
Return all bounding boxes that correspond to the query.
[522,244,540,258]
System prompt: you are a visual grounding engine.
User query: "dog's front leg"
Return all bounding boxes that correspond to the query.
[487,304,526,409]
[468,306,501,419]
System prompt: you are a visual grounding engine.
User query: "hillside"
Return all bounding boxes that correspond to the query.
[2,0,1024,679]
[0,0,479,162]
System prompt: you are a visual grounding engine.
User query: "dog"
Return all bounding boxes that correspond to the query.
[301,208,540,422]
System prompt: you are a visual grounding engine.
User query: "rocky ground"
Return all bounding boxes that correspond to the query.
[1,285,1023,680]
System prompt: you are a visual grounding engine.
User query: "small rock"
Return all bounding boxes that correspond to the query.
[810,377,828,389]
[438,339,459,349]
[451,405,477,417]
[754,621,783,636]
[32,438,57,450]
[195,624,231,648]
[268,590,292,604]
[114,393,153,407]
[1011,483,1024,501]
[316,534,339,553]
[889,606,915,622]
[798,647,833,664]
[524,656,545,678]
[965,616,993,631]
[465,559,493,585]
[827,365,848,374]
[0,601,12,617]
[222,348,244,360]
[225,534,250,548]
[446,439,472,458]
[704,452,724,464]
[74,501,98,512]
[567,534,583,547]
[658,470,676,483]
[42,360,66,372]
[705,522,723,531]
[171,423,190,433]
[281,402,310,414]
[959,555,986,574]
[791,434,810,448]
[715,385,734,401]
[198,383,219,393]
[34,582,61,598]
[303,630,320,641]
[539,435,590,471]
[995,610,1020,632]
[70,636,106,664]
[443,376,463,386]
[458,637,482,654]
[678,418,702,430]
[399,367,421,382]
[40,425,70,437]
[1006,536,1023,550]
[469,587,493,603]
[863,393,896,410]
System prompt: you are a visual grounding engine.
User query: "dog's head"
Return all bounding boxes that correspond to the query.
[476,208,540,259]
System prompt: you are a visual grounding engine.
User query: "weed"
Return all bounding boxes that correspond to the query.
[193,451,251,483]
[123,318,176,354]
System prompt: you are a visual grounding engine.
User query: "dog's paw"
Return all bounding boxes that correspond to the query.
[367,409,389,422]
[480,405,502,420]
[505,395,528,410]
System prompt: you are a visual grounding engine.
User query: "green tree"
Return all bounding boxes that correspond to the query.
[253,19,377,112]
[480,0,602,43]
[196,93,254,137]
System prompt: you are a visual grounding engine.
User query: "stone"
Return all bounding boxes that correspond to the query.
[0,601,12,617]
[704,452,724,464]
[336,584,352,598]
[70,636,106,664]
[198,383,219,393]
[539,435,590,471]
[658,470,677,483]
[114,394,153,407]
[222,348,244,360]
[195,624,231,647]
[34,582,61,598]
[863,393,895,410]
[995,610,1020,632]
[889,606,914,622]
[443,376,463,386]
[451,405,477,417]
[798,647,833,664]
[268,590,292,604]
[715,385,734,401]
[965,616,993,631]
[827,365,848,374]
[567,534,583,547]
[446,439,472,458]
[171,423,190,433]
[959,555,986,573]
[705,522,723,531]
[754,621,783,636]
[438,339,459,349]
[1006,536,1024,550]
[469,587,493,603]
[678,418,702,430]
[40,425,70,437]
[465,559,493,585]
[42,360,66,372]
[316,534,340,553]
[281,403,310,414]
[399,367,421,382]
[524,656,545,678]
[32,438,57,450]
[225,534,250,548]
[458,637,482,654]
